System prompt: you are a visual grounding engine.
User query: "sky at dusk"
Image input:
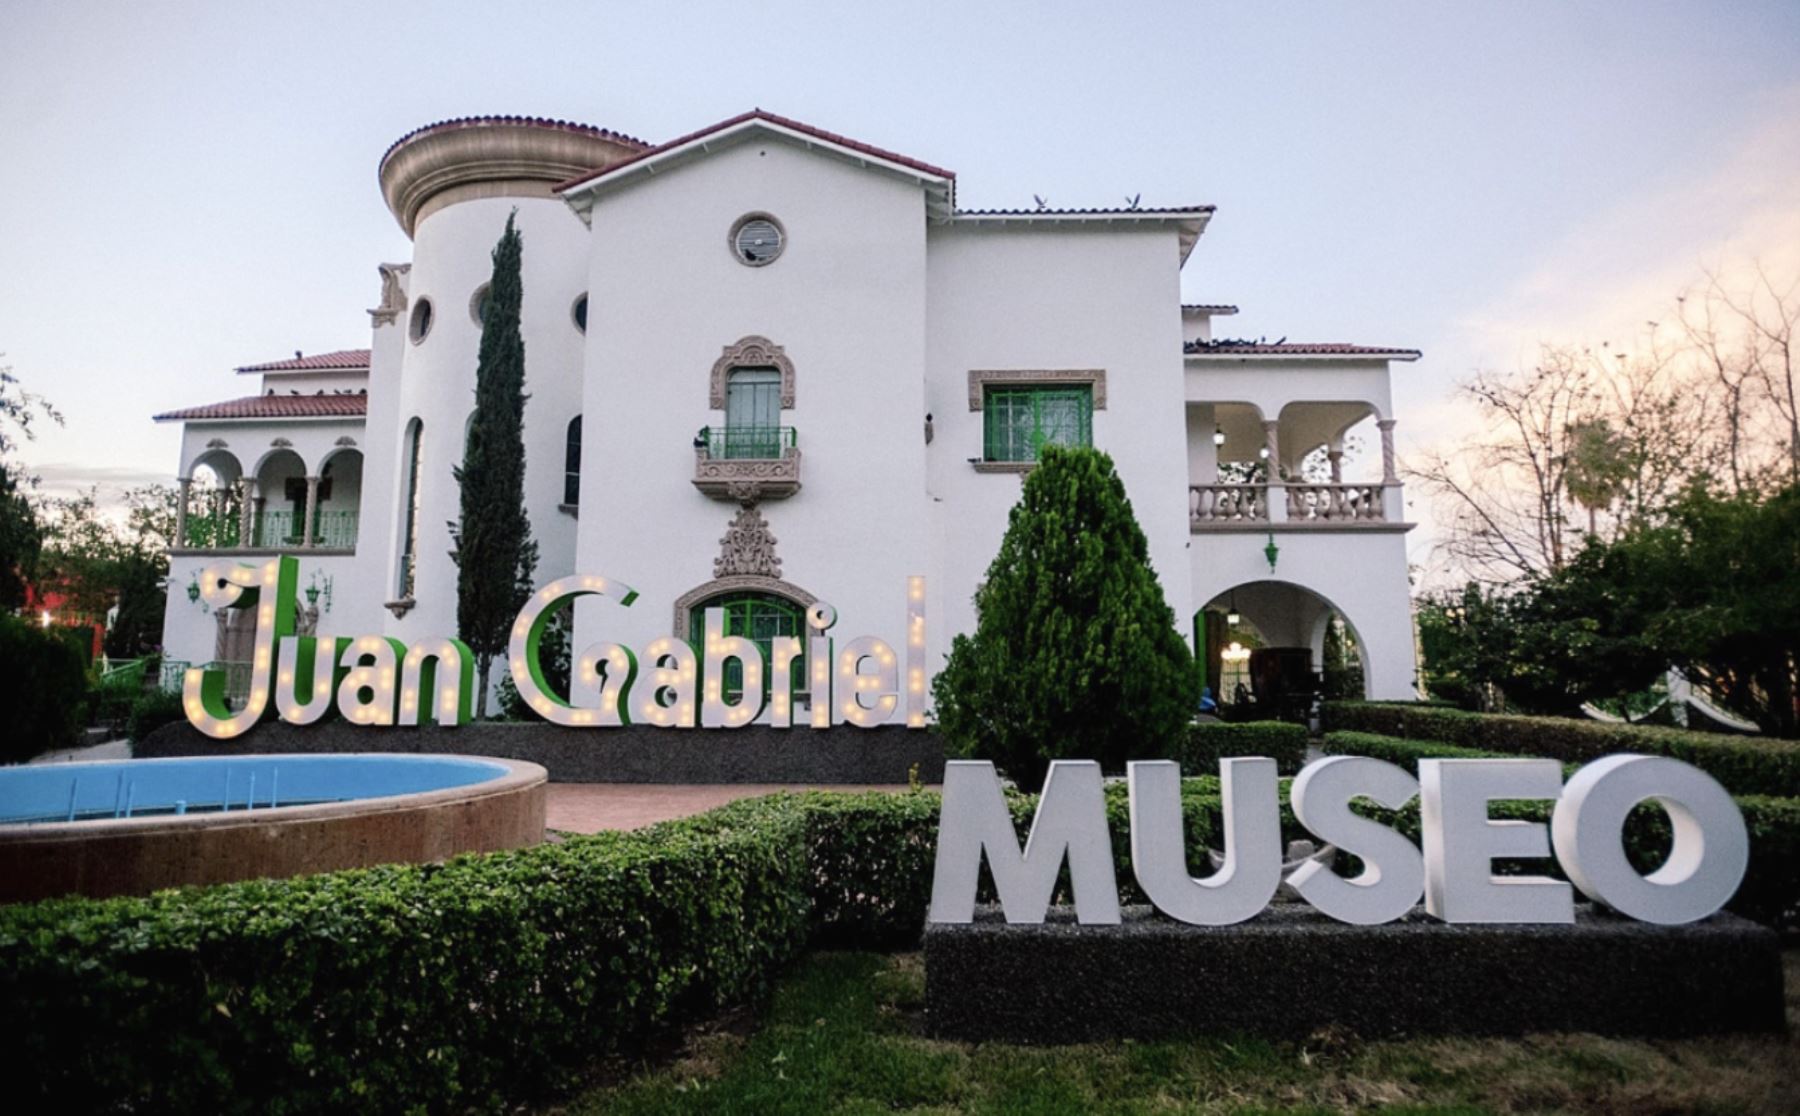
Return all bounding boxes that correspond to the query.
[3,0,1798,574]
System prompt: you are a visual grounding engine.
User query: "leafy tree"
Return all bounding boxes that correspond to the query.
[1570,481,1800,736]
[0,358,60,609]
[0,462,40,611]
[932,445,1195,789]
[451,213,537,717]
[37,484,176,657]
[0,611,88,763]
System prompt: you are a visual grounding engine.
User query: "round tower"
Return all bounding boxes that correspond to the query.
[375,116,646,643]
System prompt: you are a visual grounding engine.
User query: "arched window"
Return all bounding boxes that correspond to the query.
[564,416,582,506]
[397,419,423,598]
[687,591,804,702]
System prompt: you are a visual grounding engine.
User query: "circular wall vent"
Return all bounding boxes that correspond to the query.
[732,215,784,266]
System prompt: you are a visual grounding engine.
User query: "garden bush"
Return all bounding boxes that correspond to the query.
[1322,700,1800,797]
[124,687,186,743]
[1181,719,1309,775]
[9,778,1798,1112]
[0,612,89,763]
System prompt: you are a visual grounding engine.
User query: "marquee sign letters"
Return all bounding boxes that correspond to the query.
[182,555,928,739]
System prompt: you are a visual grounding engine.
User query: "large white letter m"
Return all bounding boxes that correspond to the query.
[926,760,1121,925]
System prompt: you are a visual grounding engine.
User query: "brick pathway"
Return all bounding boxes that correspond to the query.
[545,783,914,833]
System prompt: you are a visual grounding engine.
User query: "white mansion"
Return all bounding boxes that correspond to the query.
[156,111,1421,713]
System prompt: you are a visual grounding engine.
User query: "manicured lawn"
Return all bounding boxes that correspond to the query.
[548,949,1800,1115]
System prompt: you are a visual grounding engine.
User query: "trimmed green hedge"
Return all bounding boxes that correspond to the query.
[1322,700,1800,797]
[1324,729,1800,931]
[1323,729,1517,767]
[4,786,1285,1113]
[5,799,813,1114]
[9,774,1797,1111]
[1181,719,1310,775]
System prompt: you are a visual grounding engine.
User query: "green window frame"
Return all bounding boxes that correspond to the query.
[687,591,805,702]
[986,383,1094,460]
[982,385,1093,462]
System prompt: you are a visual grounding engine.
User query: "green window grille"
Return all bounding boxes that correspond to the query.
[687,592,805,703]
[982,385,1093,462]
[722,367,783,458]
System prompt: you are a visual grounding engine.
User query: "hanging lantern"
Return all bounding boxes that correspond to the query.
[1226,589,1240,627]
[1213,426,1226,447]
[1263,531,1280,573]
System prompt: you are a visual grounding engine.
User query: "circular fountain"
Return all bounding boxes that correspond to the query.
[0,754,546,902]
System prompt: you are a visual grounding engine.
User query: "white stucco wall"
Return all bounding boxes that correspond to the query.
[926,223,1192,649]
[575,140,932,669]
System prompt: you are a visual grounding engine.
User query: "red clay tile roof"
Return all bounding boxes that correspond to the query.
[957,205,1215,216]
[382,115,649,165]
[1186,339,1421,358]
[1182,303,1240,315]
[154,394,368,422]
[235,349,371,374]
[556,109,956,193]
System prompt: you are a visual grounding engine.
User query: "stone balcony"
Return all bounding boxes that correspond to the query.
[692,424,802,502]
[1189,482,1405,531]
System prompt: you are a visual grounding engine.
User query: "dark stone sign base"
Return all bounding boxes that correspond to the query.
[139,721,945,785]
[924,904,1785,1042]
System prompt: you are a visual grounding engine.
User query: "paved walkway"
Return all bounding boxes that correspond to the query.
[546,783,913,833]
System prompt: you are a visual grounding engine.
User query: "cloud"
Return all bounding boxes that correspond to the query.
[28,461,174,500]
[1453,84,1800,361]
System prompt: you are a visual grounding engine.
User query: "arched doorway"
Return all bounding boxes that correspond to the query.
[1196,580,1368,719]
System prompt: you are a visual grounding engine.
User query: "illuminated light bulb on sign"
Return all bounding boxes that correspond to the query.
[397,637,475,727]
[836,636,900,728]
[905,576,927,728]
[701,607,764,728]
[336,636,407,725]
[184,556,298,740]
[507,572,640,726]
[767,636,804,729]
[638,642,697,728]
[276,634,351,725]
[807,600,837,729]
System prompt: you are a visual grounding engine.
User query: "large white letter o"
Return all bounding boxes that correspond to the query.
[1551,754,1748,925]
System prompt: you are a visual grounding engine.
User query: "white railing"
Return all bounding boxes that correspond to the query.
[1189,483,1267,524]
[1284,483,1386,522]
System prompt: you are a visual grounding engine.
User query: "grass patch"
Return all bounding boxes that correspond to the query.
[549,951,1800,1115]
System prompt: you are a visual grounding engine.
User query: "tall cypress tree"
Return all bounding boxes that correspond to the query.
[452,213,537,717]
[932,445,1195,789]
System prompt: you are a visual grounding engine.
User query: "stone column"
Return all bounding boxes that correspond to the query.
[1327,447,1344,484]
[235,479,255,548]
[1378,419,1398,483]
[1261,419,1281,476]
[175,477,191,549]
[302,475,321,547]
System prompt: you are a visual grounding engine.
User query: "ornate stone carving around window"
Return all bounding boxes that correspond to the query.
[966,368,1108,410]
[709,335,796,409]
[368,262,411,326]
[669,505,816,638]
[693,445,802,502]
[335,435,358,447]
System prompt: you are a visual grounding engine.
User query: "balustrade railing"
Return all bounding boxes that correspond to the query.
[1189,483,1267,524]
[699,425,798,460]
[179,509,358,551]
[1190,482,1392,527]
[1284,483,1386,522]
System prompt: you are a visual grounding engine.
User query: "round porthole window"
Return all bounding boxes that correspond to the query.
[409,298,434,343]
[469,283,492,326]
[731,214,784,267]
[572,293,589,333]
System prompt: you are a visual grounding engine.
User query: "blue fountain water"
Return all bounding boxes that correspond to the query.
[0,755,509,825]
